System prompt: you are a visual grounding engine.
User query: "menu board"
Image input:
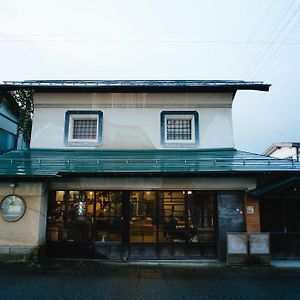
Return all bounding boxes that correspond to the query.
[227,233,248,254]
[250,233,270,254]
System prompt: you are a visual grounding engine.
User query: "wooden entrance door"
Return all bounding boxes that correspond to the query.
[261,196,300,259]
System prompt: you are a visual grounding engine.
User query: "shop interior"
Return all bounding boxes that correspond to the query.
[47,190,216,258]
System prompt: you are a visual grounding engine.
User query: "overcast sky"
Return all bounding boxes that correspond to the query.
[0,0,299,153]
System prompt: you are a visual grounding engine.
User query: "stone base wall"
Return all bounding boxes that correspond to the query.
[0,245,41,261]
[0,182,47,261]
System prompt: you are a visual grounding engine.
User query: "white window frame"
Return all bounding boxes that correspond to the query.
[64,110,103,147]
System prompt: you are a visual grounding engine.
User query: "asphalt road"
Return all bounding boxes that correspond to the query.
[0,263,300,300]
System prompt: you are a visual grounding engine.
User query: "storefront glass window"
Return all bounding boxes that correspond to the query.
[158,191,186,243]
[47,191,123,243]
[46,190,216,259]
[130,191,157,242]
[94,191,122,242]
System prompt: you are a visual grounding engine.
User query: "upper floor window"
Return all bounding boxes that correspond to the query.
[73,119,97,140]
[166,118,192,141]
[161,111,199,147]
[64,110,103,146]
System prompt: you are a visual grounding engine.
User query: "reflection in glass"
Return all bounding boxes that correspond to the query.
[94,191,122,242]
[186,192,216,243]
[47,191,123,243]
[129,191,156,242]
[158,191,186,243]
[46,190,216,253]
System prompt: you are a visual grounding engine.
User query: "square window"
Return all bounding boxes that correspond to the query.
[64,111,103,146]
[166,119,192,140]
[161,111,199,147]
[73,119,97,140]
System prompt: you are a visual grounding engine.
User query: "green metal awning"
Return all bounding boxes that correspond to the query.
[248,177,300,197]
[0,148,300,178]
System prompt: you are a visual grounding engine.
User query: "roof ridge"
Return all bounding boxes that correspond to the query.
[0,80,271,92]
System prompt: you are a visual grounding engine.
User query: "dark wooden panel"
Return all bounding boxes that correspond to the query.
[218,191,245,261]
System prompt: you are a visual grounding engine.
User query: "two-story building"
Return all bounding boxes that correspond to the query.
[0,80,299,262]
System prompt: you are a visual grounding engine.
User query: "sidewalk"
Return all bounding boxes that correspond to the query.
[0,259,224,273]
[271,260,300,268]
[1,259,300,273]
[1,259,300,300]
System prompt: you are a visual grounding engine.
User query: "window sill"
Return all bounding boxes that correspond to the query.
[65,141,103,147]
[162,142,199,148]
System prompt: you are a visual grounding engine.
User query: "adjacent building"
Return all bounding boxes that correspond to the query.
[0,92,19,154]
[0,80,299,261]
[263,142,300,161]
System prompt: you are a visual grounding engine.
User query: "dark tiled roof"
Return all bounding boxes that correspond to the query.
[0,80,271,93]
[0,148,299,178]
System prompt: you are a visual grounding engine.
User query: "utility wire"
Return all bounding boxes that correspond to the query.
[250,4,300,79]
[0,37,300,44]
[235,0,279,66]
[240,1,295,77]
[239,0,297,78]
[251,7,300,79]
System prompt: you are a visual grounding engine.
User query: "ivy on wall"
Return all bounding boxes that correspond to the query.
[11,90,34,148]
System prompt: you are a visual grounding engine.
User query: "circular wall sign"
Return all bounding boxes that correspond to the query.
[0,195,26,222]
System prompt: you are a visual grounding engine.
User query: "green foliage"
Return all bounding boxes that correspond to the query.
[9,90,34,148]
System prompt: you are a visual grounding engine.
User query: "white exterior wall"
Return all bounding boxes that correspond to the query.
[31,92,235,150]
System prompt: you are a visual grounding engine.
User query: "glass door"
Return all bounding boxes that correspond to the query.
[129,191,157,258]
[158,191,186,257]
[94,192,123,259]
[186,191,217,257]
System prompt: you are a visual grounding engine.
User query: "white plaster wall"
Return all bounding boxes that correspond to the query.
[0,182,46,247]
[200,108,233,149]
[30,92,234,150]
[31,107,65,149]
[33,92,234,108]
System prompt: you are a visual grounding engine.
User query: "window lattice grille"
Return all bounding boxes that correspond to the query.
[166,119,192,140]
[73,119,97,139]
